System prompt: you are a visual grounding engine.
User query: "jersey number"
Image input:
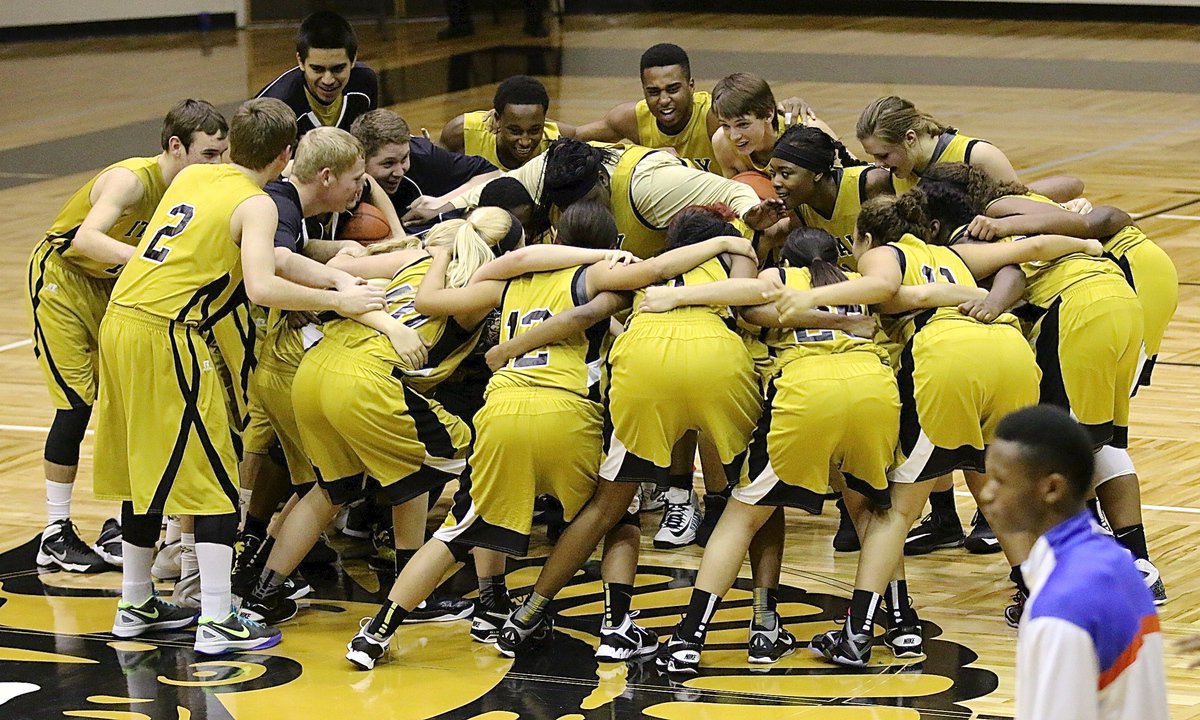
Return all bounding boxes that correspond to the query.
[386,284,427,329]
[141,204,195,264]
[920,264,957,284]
[504,308,553,368]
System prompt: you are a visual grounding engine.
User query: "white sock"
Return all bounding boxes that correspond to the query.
[196,542,234,620]
[45,480,73,529]
[180,533,198,577]
[163,516,182,545]
[122,543,155,606]
[664,487,691,505]
[239,488,254,522]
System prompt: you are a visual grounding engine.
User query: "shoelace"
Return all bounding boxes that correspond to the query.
[661,503,692,532]
[60,522,99,556]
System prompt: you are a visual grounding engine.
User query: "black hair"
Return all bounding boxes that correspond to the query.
[662,204,738,253]
[297,11,358,62]
[913,180,976,244]
[639,43,691,78]
[781,228,848,288]
[478,177,534,212]
[995,406,1096,498]
[493,75,550,114]
[856,195,928,247]
[775,125,865,173]
[922,162,1029,212]
[535,138,618,236]
[557,201,618,250]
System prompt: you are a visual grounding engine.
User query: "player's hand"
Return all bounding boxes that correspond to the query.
[389,325,430,370]
[720,236,759,263]
[845,313,879,338]
[967,215,1009,242]
[1080,238,1104,257]
[484,343,513,372]
[777,96,816,127]
[335,283,387,315]
[605,250,639,268]
[336,241,370,258]
[402,196,446,225]
[958,296,1005,323]
[425,244,453,261]
[743,198,788,230]
[767,286,816,323]
[333,274,369,292]
[286,311,321,329]
[1063,197,1093,214]
[638,286,681,314]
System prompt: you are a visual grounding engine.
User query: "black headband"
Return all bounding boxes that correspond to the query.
[493,210,524,256]
[772,141,831,175]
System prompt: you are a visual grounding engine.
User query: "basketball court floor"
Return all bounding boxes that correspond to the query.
[0,10,1197,719]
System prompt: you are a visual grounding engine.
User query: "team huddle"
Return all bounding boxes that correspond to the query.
[24,10,1177,675]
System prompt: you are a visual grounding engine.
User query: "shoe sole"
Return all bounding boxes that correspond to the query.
[346,648,380,670]
[887,646,924,659]
[94,546,123,566]
[652,538,697,549]
[748,644,797,664]
[471,631,499,644]
[964,538,1003,555]
[112,615,197,638]
[595,642,658,662]
[902,538,965,556]
[832,542,861,553]
[195,633,282,655]
[341,529,371,539]
[286,585,313,601]
[495,643,516,659]
[36,552,108,573]
[808,646,868,667]
[404,607,474,623]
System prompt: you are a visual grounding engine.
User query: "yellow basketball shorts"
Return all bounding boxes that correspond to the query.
[607,316,761,469]
[291,342,470,506]
[434,387,601,556]
[892,319,1040,483]
[93,306,240,515]
[1110,242,1177,389]
[26,242,115,410]
[205,303,265,432]
[737,351,899,510]
[1029,280,1143,449]
[253,358,313,485]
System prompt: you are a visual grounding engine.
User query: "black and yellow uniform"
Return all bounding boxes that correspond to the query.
[602,257,760,480]
[1102,225,1177,388]
[255,64,379,138]
[884,234,1039,483]
[435,266,606,555]
[635,90,721,175]
[27,157,166,409]
[796,165,872,271]
[94,164,260,515]
[462,110,561,171]
[291,255,480,505]
[737,267,899,511]
[892,130,986,195]
[251,307,312,484]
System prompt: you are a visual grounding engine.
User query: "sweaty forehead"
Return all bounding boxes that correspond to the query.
[641,65,688,89]
[304,48,352,67]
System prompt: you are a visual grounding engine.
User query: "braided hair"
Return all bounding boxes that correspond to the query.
[774,124,865,174]
[535,138,618,236]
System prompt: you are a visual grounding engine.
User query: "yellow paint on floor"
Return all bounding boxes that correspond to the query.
[559,586,751,617]
[642,702,922,719]
[0,645,97,664]
[683,672,954,698]
[86,696,153,705]
[0,580,122,635]
[580,661,628,710]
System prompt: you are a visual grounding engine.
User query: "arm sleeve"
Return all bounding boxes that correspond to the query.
[451,153,547,210]
[1017,617,1101,720]
[425,142,497,188]
[629,159,761,228]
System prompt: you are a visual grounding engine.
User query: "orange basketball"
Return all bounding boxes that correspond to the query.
[340,202,391,245]
[731,170,778,201]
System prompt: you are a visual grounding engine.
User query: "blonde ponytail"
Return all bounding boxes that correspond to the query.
[423,206,519,288]
[365,233,423,254]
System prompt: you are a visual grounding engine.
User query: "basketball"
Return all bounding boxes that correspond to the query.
[731,169,778,201]
[340,202,391,245]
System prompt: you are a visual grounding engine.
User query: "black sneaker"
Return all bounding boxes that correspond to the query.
[810,619,872,667]
[903,513,965,556]
[1004,590,1027,628]
[496,611,554,658]
[194,612,281,655]
[405,592,474,623]
[883,617,924,658]
[471,598,513,643]
[964,511,1002,554]
[595,612,657,661]
[240,580,299,624]
[231,533,266,599]
[302,533,338,566]
[93,518,123,566]
[342,501,373,539]
[695,495,727,549]
[346,619,390,670]
[38,519,109,573]
[832,498,861,552]
[111,593,198,638]
[656,632,702,675]
[747,613,797,664]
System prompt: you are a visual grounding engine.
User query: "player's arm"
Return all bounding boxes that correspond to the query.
[585,236,757,292]
[471,246,637,282]
[327,247,426,280]
[971,204,1131,241]
[301,239,367,263]
[573,102,639,143]
[438,114,467,152]
[428,169,503,207]
[955,264,1026,323]
[364,174,405,238]
[485,291,629,371]
[969,142,1020,184]
[236,195,384,314]
[72,168,146,266]
[952,235,1103,280]
[272,246,364,290]
[771,246,903,321]
[342,309,430,369]
[1025,175,1084,204]
[864,167,896,199]
[552,120,578,139]
[405,154,545,225]
[710,128,745,178]
[879,282,987,314]
[412,246,505,320]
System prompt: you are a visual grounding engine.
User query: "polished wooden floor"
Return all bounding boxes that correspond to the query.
[1,10,1199,720]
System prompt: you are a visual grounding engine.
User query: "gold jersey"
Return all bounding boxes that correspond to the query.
[634,90,720,175]
[319,255,482,393]
[893,130,984,195]
[1020,250,1126,310]
[490,266,604,397]
[764,267,888,366]
[797,165,871,271]
[43,156,167,279]
[629,256,734,328]
[110,164,261,328]
[462,110,561,171]
[1104,224,1151,259]
[259,308,306,370]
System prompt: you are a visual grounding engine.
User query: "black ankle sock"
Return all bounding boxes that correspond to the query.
[603,582,633,627]
[1114,524,1149,561]
[1009,565,1029,596]
[678,589,721,644]
[394,548,417,574]
[479,574,509,608]
[928,490,958,525]
[885,580,911,623]
[659,472,692,493]
[366,600,409,638]
[849,589,881,635]
[242,516,269,541]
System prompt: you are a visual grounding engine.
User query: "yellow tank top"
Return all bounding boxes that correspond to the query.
[43,156,167,278]
[489,266,604,398]
[629,256,734,330]
[320,255,482,392]
[462,110,561,171]
[1103,225,1150,259]
[609,144,672,259]
[635,90,720,175]
[892,130,983,194]
[764,267,888,365]
[111,164,261,328]
[797,165,871,271]
[1019,249,1127,310]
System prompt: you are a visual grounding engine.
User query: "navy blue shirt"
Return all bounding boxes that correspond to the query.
[256,63,379,138]
[378,137,495,233]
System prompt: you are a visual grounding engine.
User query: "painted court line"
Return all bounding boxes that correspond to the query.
[1156,214,1200,221]
[0,339,31,353]
[953,490,1200,516]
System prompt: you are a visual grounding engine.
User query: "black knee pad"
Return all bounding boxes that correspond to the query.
[194,513,240,546]
[44,406,92,465]
[120,502,162,548]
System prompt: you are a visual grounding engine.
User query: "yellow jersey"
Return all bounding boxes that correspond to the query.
[1103,224,1151,260]
[110,164,261,328]
[259,308,306,371]
[893,130,984,195]
[635,90,720,175]
[629,256,734,330]
[797,165,872,271]
[490,266,605,398]
[319,255,482,393]
[42,156,167,279]
[764,267,888,366]
[462,110,561,171]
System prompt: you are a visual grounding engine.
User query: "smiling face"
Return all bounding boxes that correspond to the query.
[326,157,367,212]
[299,48,353,105]
[641,64,694,133]
[860,133,916,178]
[364,142,411,195]
[768,157,819,210]
[178,131,229,165]
[720,113,774,157]
[495,104,547,167]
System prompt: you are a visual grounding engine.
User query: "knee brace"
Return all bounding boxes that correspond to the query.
[44,406,92,465]
[1094,445,1136,486]
[120,502,163,548]
[194,513,240,546]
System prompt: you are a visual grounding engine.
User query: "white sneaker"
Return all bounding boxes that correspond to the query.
[151,541,182,581]
[639,482,664,513]
[1134,558,1168,605]
[654,489,700,549]
[596,612,657,661]
[171,570,200,609]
